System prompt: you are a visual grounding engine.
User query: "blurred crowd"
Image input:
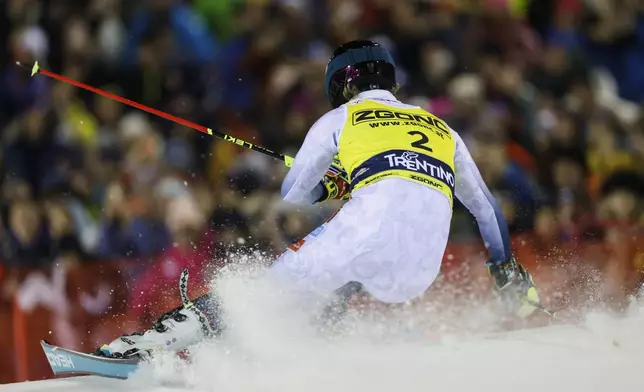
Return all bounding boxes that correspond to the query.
[2,0,644,315]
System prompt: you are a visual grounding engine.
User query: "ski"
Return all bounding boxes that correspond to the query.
[40,340,141,379]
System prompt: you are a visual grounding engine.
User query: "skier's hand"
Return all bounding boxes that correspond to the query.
[486,254,540,318]
[316,156,350,203]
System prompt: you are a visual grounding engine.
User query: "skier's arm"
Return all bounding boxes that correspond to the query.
[280,107,346,204]
[452,130,539,317]
[452,130,511,262]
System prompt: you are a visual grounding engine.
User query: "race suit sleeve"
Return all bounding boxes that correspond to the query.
[452,130,512,262]
[280,106,347,204]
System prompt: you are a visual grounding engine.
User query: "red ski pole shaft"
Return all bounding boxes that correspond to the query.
[17,61,294,167]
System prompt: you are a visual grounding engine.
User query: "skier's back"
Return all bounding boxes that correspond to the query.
[271,90,458,303]
[98,40,540,359]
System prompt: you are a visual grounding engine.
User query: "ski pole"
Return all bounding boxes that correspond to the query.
[16,61,295,167]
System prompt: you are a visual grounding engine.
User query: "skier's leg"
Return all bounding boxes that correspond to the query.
[98,242,358,360]
[262,206,374,325]
[319,281,363,325]
[97,197,387,359]
[96,209,355,359]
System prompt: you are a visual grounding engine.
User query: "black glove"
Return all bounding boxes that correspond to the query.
[486,254,540,318]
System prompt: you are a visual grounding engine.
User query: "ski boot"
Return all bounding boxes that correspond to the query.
[95,269,222,360]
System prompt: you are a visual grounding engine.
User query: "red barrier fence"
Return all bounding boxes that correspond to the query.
[1,228,643,383]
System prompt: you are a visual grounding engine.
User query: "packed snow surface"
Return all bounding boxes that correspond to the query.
[3,269,644,392]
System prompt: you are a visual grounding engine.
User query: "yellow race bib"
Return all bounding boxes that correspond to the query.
[338,99,457,205]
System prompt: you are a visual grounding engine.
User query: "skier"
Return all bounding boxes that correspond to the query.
[97,40,540,359]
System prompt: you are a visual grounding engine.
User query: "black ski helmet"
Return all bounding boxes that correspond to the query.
[325,40,397,109]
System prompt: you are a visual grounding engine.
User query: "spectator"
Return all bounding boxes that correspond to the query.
[44,201,87,264]
[2,199,50,268]
[96,182,170,259]
[121,0,218,66]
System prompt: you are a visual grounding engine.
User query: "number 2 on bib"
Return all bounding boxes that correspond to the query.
[407,130,433,153]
